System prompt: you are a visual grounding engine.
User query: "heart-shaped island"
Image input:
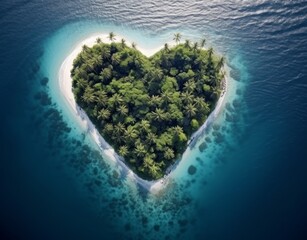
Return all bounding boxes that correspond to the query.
[70,33,225,180]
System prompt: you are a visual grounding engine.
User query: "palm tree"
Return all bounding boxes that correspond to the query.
[142,154,154,170]
[109,93,123,107]
[194,97,210,114]
[184,103,197,117]
[117,104,128,116]
[173,33,182,44]
[147,68,163,82]
[148,161,160,178]
[133,55,144,69]
[74,67,87,79]
[119,146,128,157]
[124,126,138,139]
[82,87,96,104]
[95,90,108,107]
[207,47,214,59]
[82,44,89,52]
[209,77,218,87]
[216,57,225,71]
[97,108,110,121]
[125,116,136,125]
[164,43,170,52]
[114,123,126,140]
[184,39,191,48]
[211,86,221,100]
[161,91,172,104]
[183,79,196,93]
[150,95,162,107]
[108,32,116,42]
[100,67,112,82]
[146,132,157,144]
[151,108,166,121]
[111,53,121,65]
[121,38,126,48]
[142,154,161,178]
[131,42,137,49]
[193,97,205,108]
[91,55,101,73]
[140,120,150,133]
[76,78,88,90]
[114,122,126,135]
[104,123,113,134]
[193,42,199,51]
[96,37,102,44]
[84,62,95,73]
[164,148,175,160]
[181,91,194,104]
[200,38,206,48]
[173,125,184,136]
[111,132,124,144]
[134,143,146,157]
[101,47,111,60]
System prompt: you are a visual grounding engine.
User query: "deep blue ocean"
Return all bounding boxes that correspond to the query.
[1,1,307,239]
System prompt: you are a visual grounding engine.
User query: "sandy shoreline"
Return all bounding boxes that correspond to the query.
[58,33,228,192]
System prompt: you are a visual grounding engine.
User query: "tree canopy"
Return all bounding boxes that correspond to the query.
[71,34,224,180]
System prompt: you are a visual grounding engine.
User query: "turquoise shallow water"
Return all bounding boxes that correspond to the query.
[1,1,307,239]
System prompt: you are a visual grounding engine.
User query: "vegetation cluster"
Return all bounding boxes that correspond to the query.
[71,33,224,180]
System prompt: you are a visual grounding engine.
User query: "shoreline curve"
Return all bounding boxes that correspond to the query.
[58,33,228,192]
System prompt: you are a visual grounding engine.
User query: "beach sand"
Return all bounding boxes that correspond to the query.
[58,33,228,192]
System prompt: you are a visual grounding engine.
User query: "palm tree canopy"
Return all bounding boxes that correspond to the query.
[184,39,191,48]
[173,33,182,44]
[193,42,199,51]
[108,32,116,41]
[109,93,124,106]
[140,120,150,132]
[164,148,175,160]
[173,125,184,135]
[119,145,128,157]
[152,108,166,121]
[114,123,125,134]
[216,57,225,70]
[146,132,157,144]
[101,47,111,59]
[125,126,138,139]
[121,38,126,47]
[183,79,196,93]
[184,103,197,117]
[81,87,96,104]
[95,90,108,107]
[82,44,89,52]
[181,91,194,104]
[135,143,146,157]
[200,38,206,48]
[98,108,111,120]
[104,123,113,133]
[117,104,128,116]
[150,95,162,107]
[208,47,214,59]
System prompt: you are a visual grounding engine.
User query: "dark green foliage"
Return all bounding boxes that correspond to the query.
[71,40,223,180]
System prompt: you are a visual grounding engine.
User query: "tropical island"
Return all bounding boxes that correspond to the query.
[71,32,225,180]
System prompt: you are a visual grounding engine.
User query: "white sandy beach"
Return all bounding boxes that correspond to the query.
[58,33,228,192]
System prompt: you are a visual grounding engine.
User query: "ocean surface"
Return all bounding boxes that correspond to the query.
[1,1,307,239]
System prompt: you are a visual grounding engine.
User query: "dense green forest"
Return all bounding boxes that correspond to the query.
[71,33,225,180]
